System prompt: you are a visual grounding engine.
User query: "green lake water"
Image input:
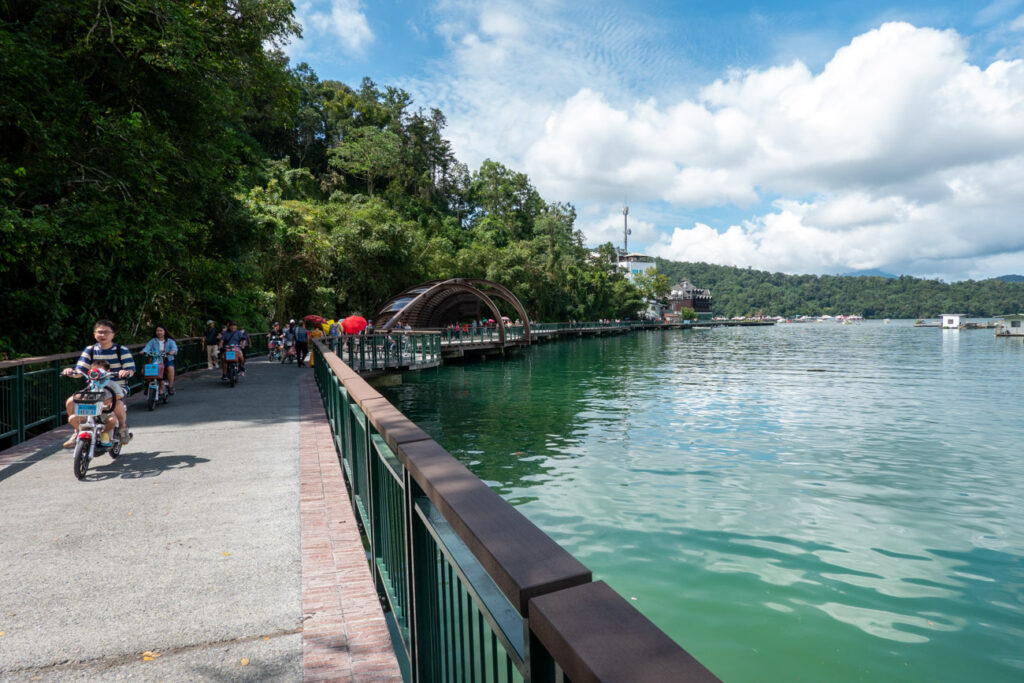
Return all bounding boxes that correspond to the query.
[380,320,1024,682]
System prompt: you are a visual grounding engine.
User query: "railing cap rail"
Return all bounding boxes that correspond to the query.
[529,581,721,683]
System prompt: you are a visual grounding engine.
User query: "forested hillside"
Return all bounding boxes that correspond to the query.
[655,260,1024,319]
[1,1,653,357]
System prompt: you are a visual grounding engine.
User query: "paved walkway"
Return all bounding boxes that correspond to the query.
[0,359,401,682]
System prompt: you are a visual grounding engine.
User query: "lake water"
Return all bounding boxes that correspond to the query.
[380,321,1024,682]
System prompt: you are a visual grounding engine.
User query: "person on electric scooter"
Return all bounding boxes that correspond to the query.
[268,322,284,360]
[66,359,123,448]
[62,319,135,447]
[141,324,178,395]
[219,320,246,381]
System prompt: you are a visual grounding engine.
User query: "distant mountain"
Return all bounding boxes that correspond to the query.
[652,258,1024,318]
[841,269,897,278]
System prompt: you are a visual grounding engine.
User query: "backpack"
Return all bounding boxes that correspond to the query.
[294,326,308,342]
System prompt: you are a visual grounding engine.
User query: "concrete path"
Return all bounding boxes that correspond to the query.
[0,359,401,681]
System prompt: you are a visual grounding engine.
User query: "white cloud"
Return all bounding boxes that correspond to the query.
[287,0,373,59]
[411,6,1024,279]
[312,0,373,54]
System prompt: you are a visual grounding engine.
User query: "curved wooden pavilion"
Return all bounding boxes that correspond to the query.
[373,279,531,344]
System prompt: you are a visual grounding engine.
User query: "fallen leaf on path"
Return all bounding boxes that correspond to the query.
[142,650,162,661]
[240,658,250,666]
[0,631,6,636]
[222,551,230,556]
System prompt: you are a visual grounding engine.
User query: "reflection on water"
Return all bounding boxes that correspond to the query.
[382,321,1024,682]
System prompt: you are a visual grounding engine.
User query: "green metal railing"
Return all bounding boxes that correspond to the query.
[311,338,720,683]
[0,333,268,450]
[323,332,442,371]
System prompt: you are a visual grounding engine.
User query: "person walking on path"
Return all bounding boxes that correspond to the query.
[308,324,323,367]
[293,321,309,367]
[61,319,136,446]
[202,320,220,369]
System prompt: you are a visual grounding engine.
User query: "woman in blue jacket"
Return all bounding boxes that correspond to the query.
[142,325,179,395]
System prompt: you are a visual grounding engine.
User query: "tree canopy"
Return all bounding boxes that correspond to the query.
[1,3,646,356]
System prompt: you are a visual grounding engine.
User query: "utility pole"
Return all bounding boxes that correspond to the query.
[623,205,629,258]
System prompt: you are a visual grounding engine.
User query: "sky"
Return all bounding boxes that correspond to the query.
[284,0,1024,282]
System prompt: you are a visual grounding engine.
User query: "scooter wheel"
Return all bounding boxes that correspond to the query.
[73,436,90,480]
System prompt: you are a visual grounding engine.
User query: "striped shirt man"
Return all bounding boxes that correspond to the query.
[74,343,136,391]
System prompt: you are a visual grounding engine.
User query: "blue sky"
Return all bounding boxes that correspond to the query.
[286,1,1024,281]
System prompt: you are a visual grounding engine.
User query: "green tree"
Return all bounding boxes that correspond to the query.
[1,0,299,351]
[326,126,402,197]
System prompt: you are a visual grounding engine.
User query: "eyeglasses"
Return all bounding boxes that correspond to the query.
[94,330,112,335]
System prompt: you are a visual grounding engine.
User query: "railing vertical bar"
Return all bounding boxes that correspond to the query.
[477,610,486,681]
[457,582,466,683]
[15,365,26,445]
[446,561,456,681]
[468,581,476,682]
[439,553,450,681]
[492,630,499,683]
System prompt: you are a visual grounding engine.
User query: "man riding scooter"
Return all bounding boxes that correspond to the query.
[219,320,247,381]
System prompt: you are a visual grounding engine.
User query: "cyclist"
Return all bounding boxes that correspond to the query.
[62,319,135,447]
[141,324,178,395]
[219,320,246,381]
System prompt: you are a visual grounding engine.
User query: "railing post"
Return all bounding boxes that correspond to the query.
[527,629,557,683]
[403,468,423,682]
[53,360,63,430]
[14,364,26,445]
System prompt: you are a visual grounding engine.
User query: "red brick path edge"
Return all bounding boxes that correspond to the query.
[299,371,404,683]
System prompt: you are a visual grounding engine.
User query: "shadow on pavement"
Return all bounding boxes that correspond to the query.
[81,451,211,481]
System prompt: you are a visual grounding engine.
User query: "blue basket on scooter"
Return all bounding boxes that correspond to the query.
[223,349,238,361]
[143,362,164,379]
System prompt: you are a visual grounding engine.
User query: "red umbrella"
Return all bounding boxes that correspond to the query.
[341,315,368,334]
[303,314,326,325]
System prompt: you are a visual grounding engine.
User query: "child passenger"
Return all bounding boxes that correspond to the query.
[67,360,125,448]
